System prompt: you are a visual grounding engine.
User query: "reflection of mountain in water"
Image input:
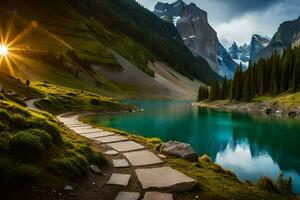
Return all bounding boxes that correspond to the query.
[228,114,300,174]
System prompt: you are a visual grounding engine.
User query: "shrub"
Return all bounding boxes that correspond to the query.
[0,109,10,123]
[0,137,9,153]
[28,119,62,145]
[256,177,281,194]
[79,145,106,166]
[277,173,293,195]
[90,98,101,106]
[49,152,88,178]
[19,129,52,148]
[10,132,44,160]
[0,121,8,132]
[199,154,212,163]
[13,164,41,185]
[10,114,29,130]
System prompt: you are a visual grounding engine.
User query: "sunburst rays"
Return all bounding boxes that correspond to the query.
[0,15,72,77]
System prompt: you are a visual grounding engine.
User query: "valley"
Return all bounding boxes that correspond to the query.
[0,0,300,200]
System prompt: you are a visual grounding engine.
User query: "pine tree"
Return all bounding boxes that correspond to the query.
[292,53,300,93]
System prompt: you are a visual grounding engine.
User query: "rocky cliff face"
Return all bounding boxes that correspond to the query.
[249,34,270,62]
[154,1,237,78]
[258,17,300,60]
[228,42,251,68]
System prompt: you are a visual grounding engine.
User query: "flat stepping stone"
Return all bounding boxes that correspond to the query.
[82,132,115,139]
[107,173,131,186]
[143,192,173,200]
[66,124,86,128]
[75,128,102,134]
[123,150,162,166]
[115,192,140,200]
[113,159,130,168]
[108,141,145,152]
[135,167,197,192]
[95,135,128,143]
[104,150,119,155]
[70,125,93,130]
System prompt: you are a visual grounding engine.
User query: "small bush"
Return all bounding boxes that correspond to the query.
[10,114,29,130]
[90,98,101,106]
[0,121,8,132]
[79,145,106,166]
[13,164,41,185]
[19,129,52,148]
[10,132,44,160]
[277,173,293,195]
[0,137,9,153]
[199,154,212,163]
[0,109,10,123]
[49,153,88,178]
[28,119,62,145]
[256,177,281,194]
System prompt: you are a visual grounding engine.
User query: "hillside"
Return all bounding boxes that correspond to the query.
[0,0,220,99]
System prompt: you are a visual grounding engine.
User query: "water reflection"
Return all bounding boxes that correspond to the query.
[88,100,300,194]
[216,142,300,194]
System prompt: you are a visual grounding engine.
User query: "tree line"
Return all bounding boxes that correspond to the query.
[198,46,300,102]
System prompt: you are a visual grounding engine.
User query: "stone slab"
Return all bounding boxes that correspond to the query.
[66,124,86,128]
[143,192,173,200]
[108,141,145,152]
[70,125,93,130]
[82,132,115,139]
[95,135,128,143]
[75,128,103,134]
[115,192,140,200]
[135,167,197,191]
[113,159,130,168]
[104,150,119,156]
[123,151,162,166]
[107,173,131,186]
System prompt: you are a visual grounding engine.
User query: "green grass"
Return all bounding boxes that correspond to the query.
[0,97,107,196]
[32,82,135,115]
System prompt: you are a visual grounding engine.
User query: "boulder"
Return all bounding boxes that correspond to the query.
[64,185,74,191]
[158,141,198,162]
[264,107,273,115]
[288,111,298,118]
[90,165,102,174]
[276,110,283,115]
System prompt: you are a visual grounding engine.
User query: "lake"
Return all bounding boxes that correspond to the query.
[86,100,300,194]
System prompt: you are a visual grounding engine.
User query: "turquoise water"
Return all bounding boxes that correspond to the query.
[88,100,300,194]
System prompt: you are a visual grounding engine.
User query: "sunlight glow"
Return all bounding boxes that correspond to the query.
[0,45,8,56]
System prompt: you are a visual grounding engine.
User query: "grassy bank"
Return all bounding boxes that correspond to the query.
[80,116,299,200]
[0,95,106,199]
[195,91,300,116]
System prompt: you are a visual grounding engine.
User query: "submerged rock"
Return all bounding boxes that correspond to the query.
[264,107,273,115]
[288,111,298,118]
[158,141,198,162]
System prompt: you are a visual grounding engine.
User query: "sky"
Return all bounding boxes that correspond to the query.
[136,0,300,48]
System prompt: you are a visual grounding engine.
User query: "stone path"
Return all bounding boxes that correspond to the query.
[57,114,198,200]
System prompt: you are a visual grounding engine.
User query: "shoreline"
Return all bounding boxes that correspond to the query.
[192,100,300,117]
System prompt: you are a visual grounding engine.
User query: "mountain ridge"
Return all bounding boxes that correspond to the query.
[154,0,237,78]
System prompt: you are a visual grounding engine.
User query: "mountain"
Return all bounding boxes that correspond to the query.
[154,1,237,78]
[258,16,300,60]
[228,42,250,68]
[0,0,221,99]
[249,34,270,62]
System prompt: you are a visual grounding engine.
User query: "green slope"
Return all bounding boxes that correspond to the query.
[0,0,219,98]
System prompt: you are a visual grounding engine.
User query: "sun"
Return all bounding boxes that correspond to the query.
[0,44,8,56]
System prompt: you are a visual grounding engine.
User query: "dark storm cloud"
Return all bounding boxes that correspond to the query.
[212,0,281,13]
[136,0,300,46]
